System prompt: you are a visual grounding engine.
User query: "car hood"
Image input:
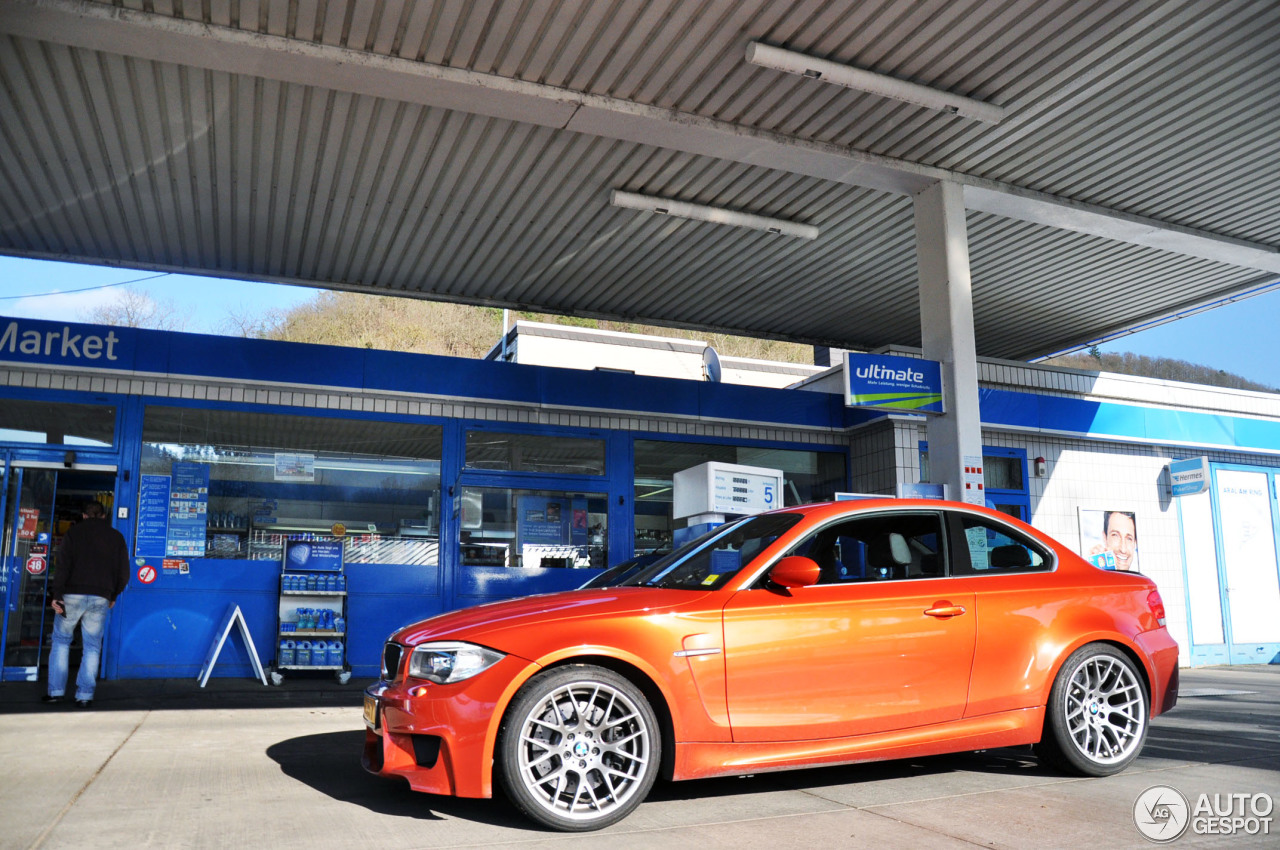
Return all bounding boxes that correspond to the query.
[391,586,711,650]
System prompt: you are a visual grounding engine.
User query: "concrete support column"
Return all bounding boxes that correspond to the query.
[914,180,985,505]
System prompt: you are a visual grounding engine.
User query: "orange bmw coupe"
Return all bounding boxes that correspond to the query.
[363,499,1179,831]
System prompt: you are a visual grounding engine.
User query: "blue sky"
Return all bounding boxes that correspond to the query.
[1,255,1277,389]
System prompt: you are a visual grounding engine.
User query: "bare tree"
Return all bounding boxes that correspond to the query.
[218,303,285,338]
[81,287,191,331]
[263,291,504,358]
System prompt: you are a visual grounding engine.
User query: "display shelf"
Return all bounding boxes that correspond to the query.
[274,540,348,683]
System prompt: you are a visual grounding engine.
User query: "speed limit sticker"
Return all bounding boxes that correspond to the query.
[137,564,158,585]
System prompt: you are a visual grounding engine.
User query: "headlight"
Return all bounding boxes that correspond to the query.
[407,641,505,684]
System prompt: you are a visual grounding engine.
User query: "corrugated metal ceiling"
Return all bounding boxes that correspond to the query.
[0,0,1277,361]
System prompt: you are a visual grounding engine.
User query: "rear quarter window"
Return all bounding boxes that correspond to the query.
[952,513,1052,575]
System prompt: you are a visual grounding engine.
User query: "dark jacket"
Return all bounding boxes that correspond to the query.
[51,517,130,603]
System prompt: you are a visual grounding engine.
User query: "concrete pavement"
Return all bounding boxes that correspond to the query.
[1,666,1277,849]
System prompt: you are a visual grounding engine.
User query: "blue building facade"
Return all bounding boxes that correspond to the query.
[2,316,1278,681]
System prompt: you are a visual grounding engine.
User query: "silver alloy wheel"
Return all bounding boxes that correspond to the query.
[1062,653,1147,765]
[514,679,652,823]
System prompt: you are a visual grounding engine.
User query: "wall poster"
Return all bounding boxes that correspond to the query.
[1078,507,1139,572]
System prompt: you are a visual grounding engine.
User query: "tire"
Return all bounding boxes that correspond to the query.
[1036,643,1149,776]
[497,665,661,831]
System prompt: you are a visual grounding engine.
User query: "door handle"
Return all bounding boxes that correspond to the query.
[924,602,966,618]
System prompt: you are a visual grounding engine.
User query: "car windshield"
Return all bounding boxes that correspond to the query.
[624,513,804,590]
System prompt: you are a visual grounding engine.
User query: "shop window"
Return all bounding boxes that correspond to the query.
[0,397,115,447]
[983,456,1023,490]
[465,431,605,475]
[633,439,846,557]
[140,407,442,565]
[459,487,607,569]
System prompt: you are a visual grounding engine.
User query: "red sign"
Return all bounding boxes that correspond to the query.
[25,555,47,575]
[18,508,39,540]
[137,564,158,585]
[162,559,187,571]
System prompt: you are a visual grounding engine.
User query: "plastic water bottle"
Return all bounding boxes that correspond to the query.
[333,614,345,634]
[279,639,295,666]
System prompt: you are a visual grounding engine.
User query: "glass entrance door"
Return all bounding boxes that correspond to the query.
[1,466,118,681]
[456,485,609,604]
[1213,468,1280,665]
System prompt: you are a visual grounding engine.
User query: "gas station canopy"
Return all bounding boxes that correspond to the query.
[1,0,1277,360]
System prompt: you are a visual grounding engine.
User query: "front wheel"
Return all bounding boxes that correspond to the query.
[1036,644,1149,776]
[497,665,660,831]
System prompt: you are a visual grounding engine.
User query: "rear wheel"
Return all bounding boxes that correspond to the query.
[497,665,660,831]
[1036,644,1148,776]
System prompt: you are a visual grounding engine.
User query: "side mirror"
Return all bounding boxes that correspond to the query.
[768,556,821,588]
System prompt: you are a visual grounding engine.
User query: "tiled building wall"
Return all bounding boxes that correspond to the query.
[980,428,1280,663]
[893,420,923,490]
[849,421,899,494]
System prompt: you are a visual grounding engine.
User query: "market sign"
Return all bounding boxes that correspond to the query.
[844,353,944,414]
[0,318,131,367]
[1170,456,1210,497]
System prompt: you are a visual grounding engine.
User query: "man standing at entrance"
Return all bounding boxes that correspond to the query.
[44,501,130,708]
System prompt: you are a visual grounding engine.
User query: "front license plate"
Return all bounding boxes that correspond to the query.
[363,695,380,729]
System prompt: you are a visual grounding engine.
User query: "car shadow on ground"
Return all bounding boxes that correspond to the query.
[647,746,1055,804]
[267,730,1052,829]
[265,730,530,828]
[265,697,1280,832]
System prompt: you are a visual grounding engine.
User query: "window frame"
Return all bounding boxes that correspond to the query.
[748,509,952,588]
[944,509,1057,576]
[0,389,122,450]
[463,428,608,477]
[137,400,447,564]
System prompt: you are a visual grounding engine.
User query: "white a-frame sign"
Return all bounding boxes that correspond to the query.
[198,604,269,687]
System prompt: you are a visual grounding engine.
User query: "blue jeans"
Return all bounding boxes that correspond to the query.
[48,594,111,700]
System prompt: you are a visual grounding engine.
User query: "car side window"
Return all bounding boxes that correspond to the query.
[954,514,1050,574]
[786,512,946,584]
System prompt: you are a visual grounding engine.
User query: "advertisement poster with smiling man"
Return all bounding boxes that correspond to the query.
[1079,508,1139,572]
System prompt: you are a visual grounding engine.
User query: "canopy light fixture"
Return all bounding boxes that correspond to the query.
[745,41,1006,125]
[609,190,819,240]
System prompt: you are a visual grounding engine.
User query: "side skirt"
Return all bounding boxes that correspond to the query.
[672,707,1045,781]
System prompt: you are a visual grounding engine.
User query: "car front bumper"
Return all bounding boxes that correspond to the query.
[361,654,537,799]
